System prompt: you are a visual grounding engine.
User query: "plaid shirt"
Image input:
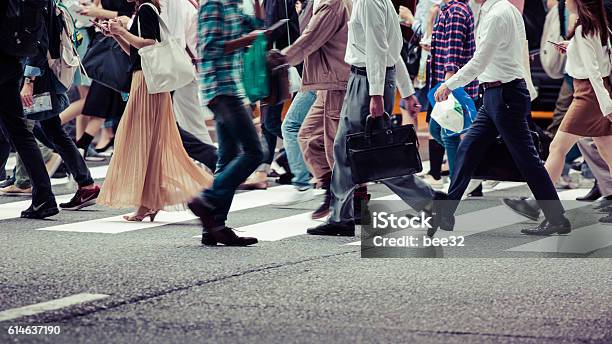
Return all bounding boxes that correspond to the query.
[430,0,478,99]
[198,0,260,105]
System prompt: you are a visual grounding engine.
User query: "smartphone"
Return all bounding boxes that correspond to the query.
[267,19,290,33]
[90,19,109,32]
[547,40,567,51]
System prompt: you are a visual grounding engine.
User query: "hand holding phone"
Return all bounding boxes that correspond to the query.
[547,40,568,53]
[90,19,109,32]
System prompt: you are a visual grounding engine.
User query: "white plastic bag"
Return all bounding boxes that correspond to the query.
[430,94,464,133]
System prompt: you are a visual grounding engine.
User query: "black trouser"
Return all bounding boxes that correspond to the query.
[0,56,53,203]
[0,127,10,180]
[447,79,565,223]
[177,123,218,171]
[40,116,94,187]
[259,102,284,167]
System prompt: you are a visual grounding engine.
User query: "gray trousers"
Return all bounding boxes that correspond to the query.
[329,68,435,224]
[577,138,612,197]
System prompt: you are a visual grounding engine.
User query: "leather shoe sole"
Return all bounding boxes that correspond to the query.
[502,199,540,221]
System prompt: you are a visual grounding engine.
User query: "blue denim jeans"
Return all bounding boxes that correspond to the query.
[429,119,461,181]
[281,90,317,188]
[203,96,263,227]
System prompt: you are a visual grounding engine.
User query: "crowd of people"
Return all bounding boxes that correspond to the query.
[0,0,610,246]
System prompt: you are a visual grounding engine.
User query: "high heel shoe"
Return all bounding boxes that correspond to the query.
[95,137,115,153]
[123,210,159,222]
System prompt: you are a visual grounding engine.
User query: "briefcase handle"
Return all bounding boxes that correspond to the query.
[364,113,393,144]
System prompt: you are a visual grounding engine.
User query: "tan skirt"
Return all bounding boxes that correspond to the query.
[97,71,212,210]
[558,78,612,137]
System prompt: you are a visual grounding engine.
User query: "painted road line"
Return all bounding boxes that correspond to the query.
[347,188,591,245]
[0,195,73,221]
[0,293,109,322]
[194,181,527,242]
[507,223,612,254]
[35,185,298,234]
[50,165,109,186]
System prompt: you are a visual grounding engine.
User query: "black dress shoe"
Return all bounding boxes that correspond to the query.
[521,218,571,235]
[20,199,59,219]
[208,227,258,246]
[576,183,601,202]
[307,221,355,236]
[426,192,453,237]
[599,214,612,224]
[593,197,612,211]
[502,198,541,221]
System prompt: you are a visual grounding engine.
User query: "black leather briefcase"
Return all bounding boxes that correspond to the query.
[472,130,545,182]
[346,114,423,184]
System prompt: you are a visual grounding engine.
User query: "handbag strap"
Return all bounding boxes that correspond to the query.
[283,0,291,45]
[137,2,171,42]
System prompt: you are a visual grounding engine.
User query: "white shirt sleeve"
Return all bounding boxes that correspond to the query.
[575,32,612,116]
[444,15,503,90]
[363,1,389,96]
[395,58,416,98]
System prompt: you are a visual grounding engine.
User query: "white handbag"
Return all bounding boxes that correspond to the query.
[137,3,195,94]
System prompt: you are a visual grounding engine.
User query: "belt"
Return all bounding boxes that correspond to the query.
[351,65,395,76]
[481,81,503,90]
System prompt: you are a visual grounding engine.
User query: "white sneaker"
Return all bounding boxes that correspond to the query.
[45,153,63,177]
[421,174,445,189]
[273,187,316,206]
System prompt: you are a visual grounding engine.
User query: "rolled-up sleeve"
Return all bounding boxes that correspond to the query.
[575,31,612,116]
[198,1,226,60]
[363,1,388,96]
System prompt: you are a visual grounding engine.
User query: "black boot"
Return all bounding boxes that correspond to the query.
[576,182,601,202]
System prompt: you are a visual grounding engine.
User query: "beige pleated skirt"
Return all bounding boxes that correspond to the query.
[97,71,212,210]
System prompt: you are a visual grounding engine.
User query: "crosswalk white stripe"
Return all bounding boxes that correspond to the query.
[34,185,299,234]
[0,293,109,322]
[196,181,530,242]
[0,166,109,221]
[0,195,73,221]
[506,223,612,254]
[346,188,592,246]
[50,165,108,186]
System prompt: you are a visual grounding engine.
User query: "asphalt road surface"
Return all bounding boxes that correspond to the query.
[1,156,611,344]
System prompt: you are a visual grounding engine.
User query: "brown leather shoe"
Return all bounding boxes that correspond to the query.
[210,227,258,246]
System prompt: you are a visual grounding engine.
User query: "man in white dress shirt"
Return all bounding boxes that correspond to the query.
[307,0,441,237]
[433,0,570,236]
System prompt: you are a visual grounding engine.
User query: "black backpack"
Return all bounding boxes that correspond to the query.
[0,0,49,57]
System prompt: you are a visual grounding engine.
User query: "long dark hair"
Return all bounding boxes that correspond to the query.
[574,0,610,45]
[134,0,161,12]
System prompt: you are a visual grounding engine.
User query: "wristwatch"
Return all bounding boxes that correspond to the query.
[24,77,36,84]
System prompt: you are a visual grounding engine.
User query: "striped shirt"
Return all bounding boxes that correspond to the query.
[198,0,261,105]
[429,0,478,99]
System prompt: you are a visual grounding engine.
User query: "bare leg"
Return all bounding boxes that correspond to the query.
[59,86,89,125]
[84,117,104,139]
[592,135,612,177]
[544,130,582,184]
